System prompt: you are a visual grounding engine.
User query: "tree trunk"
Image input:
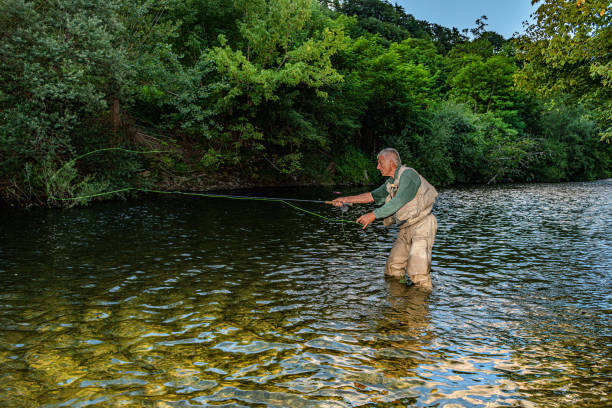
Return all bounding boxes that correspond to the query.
[111,98,121,132]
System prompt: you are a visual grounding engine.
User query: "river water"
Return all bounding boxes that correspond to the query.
[0,182,610,407]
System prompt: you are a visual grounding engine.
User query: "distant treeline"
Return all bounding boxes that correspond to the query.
[1,0,610,206]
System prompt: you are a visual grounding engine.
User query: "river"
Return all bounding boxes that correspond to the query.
[0,181,610,407]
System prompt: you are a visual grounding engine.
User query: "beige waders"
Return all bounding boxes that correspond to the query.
[384,213,437,291]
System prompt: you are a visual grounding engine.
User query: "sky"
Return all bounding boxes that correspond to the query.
[393,0,537,39]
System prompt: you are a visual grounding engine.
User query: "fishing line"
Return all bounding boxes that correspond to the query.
[47,147,355,224]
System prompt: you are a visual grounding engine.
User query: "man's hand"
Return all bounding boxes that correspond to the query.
[331,197,347,207]
[356,212,376,229]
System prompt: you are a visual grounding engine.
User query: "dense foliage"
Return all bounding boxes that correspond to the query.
[516,0,611,141]
[1,0,610,206]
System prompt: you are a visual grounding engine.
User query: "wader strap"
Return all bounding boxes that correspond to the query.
[387,166,409,198]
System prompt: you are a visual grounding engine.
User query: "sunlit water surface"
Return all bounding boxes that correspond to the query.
[1,182,610,407]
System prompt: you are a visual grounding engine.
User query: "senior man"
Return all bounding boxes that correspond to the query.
[332,148,438,291]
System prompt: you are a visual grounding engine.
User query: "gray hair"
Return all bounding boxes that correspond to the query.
[377,148,401,166]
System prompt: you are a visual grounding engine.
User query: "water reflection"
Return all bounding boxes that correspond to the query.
[0,182,610,407]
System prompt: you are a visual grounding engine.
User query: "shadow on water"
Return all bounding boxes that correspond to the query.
[0,182,610,407]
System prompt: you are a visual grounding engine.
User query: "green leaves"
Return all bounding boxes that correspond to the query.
[516,0,611,140]
[448,55,518,116]
[212,1,344,101]
[201,0,345,169]
[1,0,611,207]
[0,0,161,204]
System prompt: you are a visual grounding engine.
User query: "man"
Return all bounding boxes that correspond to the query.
[331,148,438,291]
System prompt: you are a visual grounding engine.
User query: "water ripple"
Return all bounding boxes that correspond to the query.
[0,183,610,407]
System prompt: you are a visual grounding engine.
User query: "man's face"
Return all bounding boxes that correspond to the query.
[377,154,396,177]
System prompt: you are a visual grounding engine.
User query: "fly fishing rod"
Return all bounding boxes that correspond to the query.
[193,192,352,212]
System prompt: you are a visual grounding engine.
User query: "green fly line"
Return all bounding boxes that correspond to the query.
[47,147,356,225]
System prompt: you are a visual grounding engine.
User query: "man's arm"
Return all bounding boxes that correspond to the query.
[331,192,374,206]
[332,180,388,207]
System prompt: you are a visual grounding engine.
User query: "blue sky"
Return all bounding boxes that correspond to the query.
[393,0,537,39]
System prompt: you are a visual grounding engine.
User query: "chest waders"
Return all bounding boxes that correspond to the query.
[382,166,438,292]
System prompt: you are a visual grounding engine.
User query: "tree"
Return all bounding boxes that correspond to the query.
[342,37,437,153]
[332,0,431,42]
[0,0,134,204]
[446,54,534,132]
[531,103,611,181]
[516,0,611,140]
[430,102,536,184]
[158,0,242,65]
[428,24,468,54]
[203,0,346,171]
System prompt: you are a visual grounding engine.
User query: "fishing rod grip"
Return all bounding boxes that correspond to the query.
[324,201,352,206]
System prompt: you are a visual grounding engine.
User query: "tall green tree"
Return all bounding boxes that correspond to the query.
[516,0,611,140]
[203,0,346,171]
[446,54,535,131]
[336,36,437,153]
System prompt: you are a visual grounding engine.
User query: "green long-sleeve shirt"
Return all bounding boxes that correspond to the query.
[371,167,420,219]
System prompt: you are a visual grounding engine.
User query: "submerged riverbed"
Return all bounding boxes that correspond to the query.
[1,182,610,407]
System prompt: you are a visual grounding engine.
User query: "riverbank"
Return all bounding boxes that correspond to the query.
[2,128,612,209]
